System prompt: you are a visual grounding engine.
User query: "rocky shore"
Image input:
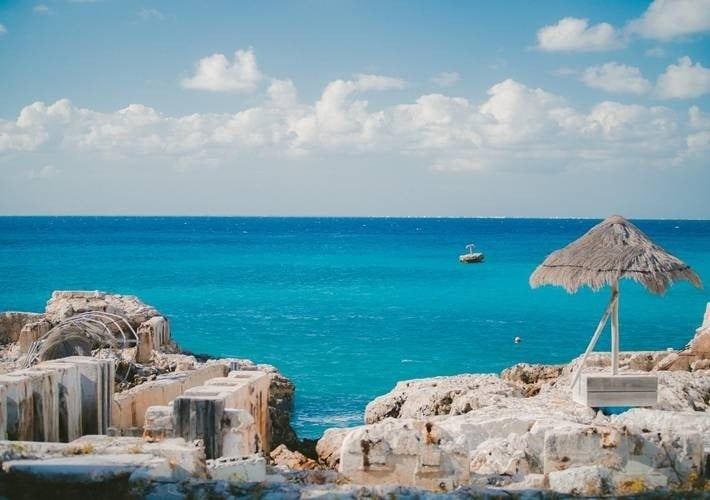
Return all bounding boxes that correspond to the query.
[0,291,707,498]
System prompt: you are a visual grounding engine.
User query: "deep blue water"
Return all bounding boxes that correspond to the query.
[0,217,708,438]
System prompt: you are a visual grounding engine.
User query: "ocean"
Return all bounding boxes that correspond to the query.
[0,217,708,438]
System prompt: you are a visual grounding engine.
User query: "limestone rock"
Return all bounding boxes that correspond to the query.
[548,465,613,496]
[316,427,352,469]
[469,435,536,479]
[44,291,159,328]
[224,358,299,451]
[691,359,710,371]
[339,418,470,491]
[500,363,564,396]
[0,312,44,344]
[208,454,267,482]
[270,444,320,470]
[364,374,522,424]
[654,370,710,411]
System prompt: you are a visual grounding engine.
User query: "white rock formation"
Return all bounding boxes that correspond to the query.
[44,291,160,327]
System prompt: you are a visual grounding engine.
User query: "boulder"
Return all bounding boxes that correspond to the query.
[44,291,159,328]
[339,418,469,491]
[0,312,44,344]
[548,465,613,496]
[364,374,522,424]
[655,370,710,411]
[500,363,564,396]
[270,444,320,470]
[316,427,352,469]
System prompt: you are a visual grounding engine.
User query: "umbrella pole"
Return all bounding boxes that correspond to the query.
[569,293,617,390]
[611,281,620,375]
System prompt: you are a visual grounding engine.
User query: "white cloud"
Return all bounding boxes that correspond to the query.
[182,49,262,92]
[267,79,298,108]
[0,77,699,175]
[686,130,710,153]
[627,0,710,41]
[580,101,677,141]
[536,17,624,52]
[33,4,51,14]
[689,105,710,128]
[138,8,164,20]
[0,24,7,35]
[354,74,405,91]
[479,79,567,145]
[655,56,710,99]
[431,72,460,87]
[581,62,651,94]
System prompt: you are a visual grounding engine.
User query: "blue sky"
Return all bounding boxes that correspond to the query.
[1,0,709,217]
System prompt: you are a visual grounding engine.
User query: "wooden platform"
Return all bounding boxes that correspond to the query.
[572,373,658,407]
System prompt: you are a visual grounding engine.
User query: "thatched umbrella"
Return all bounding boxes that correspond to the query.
[530,215,702,387]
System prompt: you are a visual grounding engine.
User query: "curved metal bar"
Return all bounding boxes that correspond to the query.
[67,311,138,345]
[27,311,142,366]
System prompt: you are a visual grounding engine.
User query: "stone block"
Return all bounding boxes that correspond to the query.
[0,312,44,344]
[135,328,154,363]
[19,320,52,354]
[143,405,173,441]
[339,419,469,491]
[0,385,7,440]
[221,408,256,457]
[56,356,114,434]
[34,362,82,442]
[207,454,266,482]
[66,435,206,478]
[173,395,225,459]
[0,374,34,440]
[222,371,271,452]
[138,316,170,348]
[543,425,629,474]
[1,453,154,498]
[110,364,227,431]
[548,465,612,496]
[14,368,60,442]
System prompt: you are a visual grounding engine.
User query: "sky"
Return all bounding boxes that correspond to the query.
[0,0,709,217]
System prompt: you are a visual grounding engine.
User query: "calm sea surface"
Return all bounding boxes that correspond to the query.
[1,217,708,437]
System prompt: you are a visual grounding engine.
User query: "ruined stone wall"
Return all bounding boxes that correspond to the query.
[0,312,44,344]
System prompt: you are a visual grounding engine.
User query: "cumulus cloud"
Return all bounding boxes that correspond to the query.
[627,0,710,41]
[431,72,460,87]
[353,74,405,91]
[33,4,51,14]
[581,62,651,94]
[182,49,262,92]
[536,17,624,52]
[655,56,710,99]
[0,24,7,35]
[0,77,701,174]
[689,105,710,129]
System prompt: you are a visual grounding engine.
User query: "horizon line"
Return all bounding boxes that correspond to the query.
[0,214,709,221]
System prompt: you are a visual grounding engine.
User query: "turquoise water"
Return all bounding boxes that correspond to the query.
[0,217,708,438]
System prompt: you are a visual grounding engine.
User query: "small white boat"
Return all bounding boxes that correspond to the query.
[459,243,485,264]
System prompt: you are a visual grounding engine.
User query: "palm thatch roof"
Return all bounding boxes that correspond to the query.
[529,215,702,295]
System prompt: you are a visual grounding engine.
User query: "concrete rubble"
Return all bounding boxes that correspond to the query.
[0,291,707,498]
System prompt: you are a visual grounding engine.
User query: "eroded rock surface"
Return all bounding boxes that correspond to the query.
[45,290,160,328]
[365,374,522,424]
